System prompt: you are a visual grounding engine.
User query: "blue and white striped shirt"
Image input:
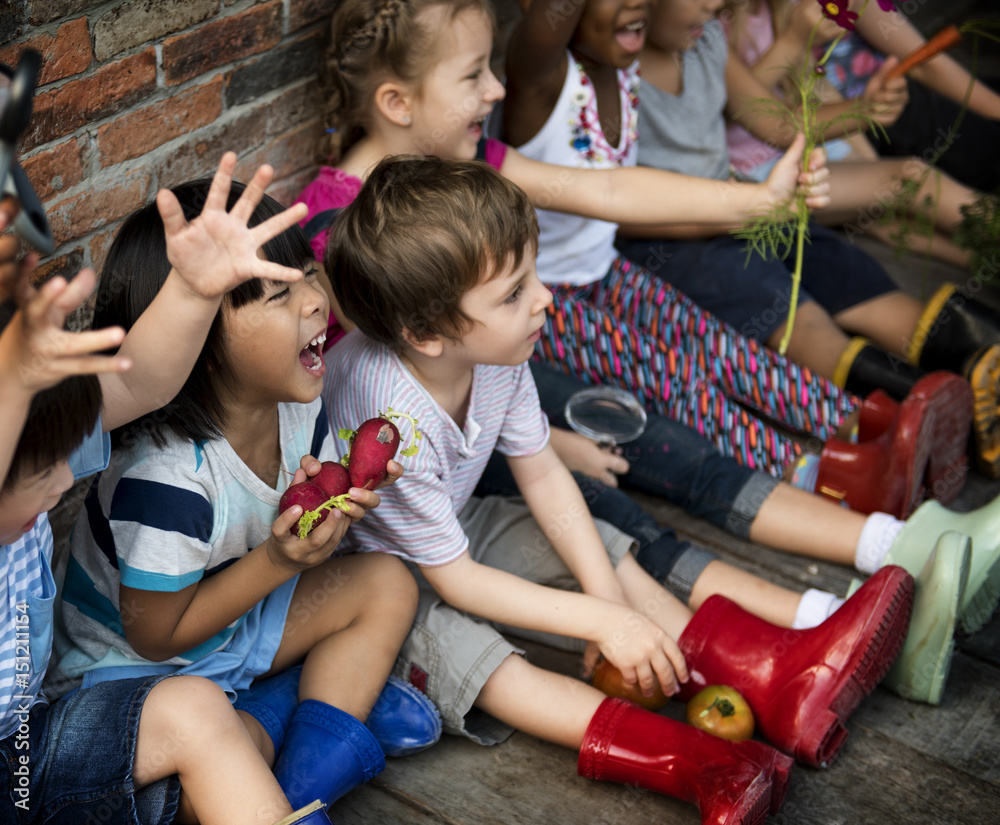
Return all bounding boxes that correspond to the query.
[55,399,333,693]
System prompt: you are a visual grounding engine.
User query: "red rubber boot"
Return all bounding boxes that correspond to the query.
[815,373,971,517]
[676,566,914,769]
[578,698,794,825]
[855,375,972,504]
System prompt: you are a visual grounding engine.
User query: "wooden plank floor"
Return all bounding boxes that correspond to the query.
[329,238,1000,825]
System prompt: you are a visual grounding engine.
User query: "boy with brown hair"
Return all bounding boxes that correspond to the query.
[323,154,915,824]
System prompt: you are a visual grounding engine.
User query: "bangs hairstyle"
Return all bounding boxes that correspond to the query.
[321,0,495,161]
[94,180,314,449]
[0,300,101,493]
[327,155,538,349]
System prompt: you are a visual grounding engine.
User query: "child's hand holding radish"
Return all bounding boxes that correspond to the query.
[277,410,420,541]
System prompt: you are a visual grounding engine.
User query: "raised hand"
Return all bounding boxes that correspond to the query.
[157,151,309,302]
[0,265,129,396]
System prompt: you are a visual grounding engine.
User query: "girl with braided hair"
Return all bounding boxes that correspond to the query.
[294,0,999,712]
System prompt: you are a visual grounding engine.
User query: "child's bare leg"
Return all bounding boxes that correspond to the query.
[266,552,417,720]
[475,654,605,748]
[765,301,851,379]
[833,291,925,356]
[749,482,863,565]
[866,220,970,268]
[133,676,292,825]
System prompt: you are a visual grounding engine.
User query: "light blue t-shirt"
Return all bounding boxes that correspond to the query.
[0,420,109,740]
[54,400,333,699]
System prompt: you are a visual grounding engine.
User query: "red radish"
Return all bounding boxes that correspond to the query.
[278,482,329,535]
[338,408,422,490]
[313,461,351,498]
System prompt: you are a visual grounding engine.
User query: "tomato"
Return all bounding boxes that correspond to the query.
[591,658,669,711]
[686,685,754,741]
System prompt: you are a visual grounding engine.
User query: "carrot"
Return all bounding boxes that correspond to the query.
[886,24,963,81]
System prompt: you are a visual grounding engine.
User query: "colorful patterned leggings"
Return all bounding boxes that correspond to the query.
[535,257,858,474]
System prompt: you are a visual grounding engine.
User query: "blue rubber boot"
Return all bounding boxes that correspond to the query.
[274,700,385,810]
[366,676,442,757]
[234,665,302,754]
[274,801,334,825]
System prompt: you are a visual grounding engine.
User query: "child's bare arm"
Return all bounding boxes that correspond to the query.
[615,133,829,239]
[98,152,309,432]
[724,50,905,150]
[0,260,129,487]
[502,133,829,236]
[854,5,1000,120]
[421,549,687,695]
[119,470,376,662]
[547,426,630,487]
[502,0,586,147]
[736,0,841,88]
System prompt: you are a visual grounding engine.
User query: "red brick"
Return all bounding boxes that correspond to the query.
[93,0,217,62]
[267,166,319,209]
[21,49,157,153]
[21,138,86,202]
[30,246,85,287]
[89,226,117,274]
[266,77,322,137]
[288,0,338,33]
[233,118,321,185]
[27,0,103,26]
[0,18,91,85]
[46,170,150,248]
[98,76,224,167]
[154,105,269,191]
[162,1,282,86]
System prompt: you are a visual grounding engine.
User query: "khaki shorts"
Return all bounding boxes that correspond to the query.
[394,495,636,745]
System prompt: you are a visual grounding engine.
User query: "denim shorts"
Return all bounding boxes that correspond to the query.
[0,675,180,825]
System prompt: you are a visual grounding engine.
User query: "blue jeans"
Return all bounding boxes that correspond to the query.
[0,675,180,825]
[476,363,780,600]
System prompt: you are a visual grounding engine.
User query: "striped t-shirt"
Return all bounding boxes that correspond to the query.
[56,399,334,688]
[323,330,550,566]
[0,421,109,740]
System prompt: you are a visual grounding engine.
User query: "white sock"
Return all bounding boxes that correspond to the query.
[854,512,905,575]
[792,589,845,629]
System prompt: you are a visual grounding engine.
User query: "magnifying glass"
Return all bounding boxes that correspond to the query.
[0,49,55,255]
[564,386,648,448]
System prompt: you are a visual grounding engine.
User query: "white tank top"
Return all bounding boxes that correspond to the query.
[517,55,640,287]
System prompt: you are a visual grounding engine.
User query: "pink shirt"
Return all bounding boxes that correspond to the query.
[722,5,782,175]
[294,167,364,350]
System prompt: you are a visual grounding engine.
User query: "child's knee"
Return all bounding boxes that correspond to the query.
[148,675,239,737]
[362,553,419,614]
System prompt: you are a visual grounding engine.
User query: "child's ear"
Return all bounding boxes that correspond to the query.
[373,81,414,128]
[401,326,444,357]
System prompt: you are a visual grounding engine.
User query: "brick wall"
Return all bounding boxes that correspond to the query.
[1,0,337,286]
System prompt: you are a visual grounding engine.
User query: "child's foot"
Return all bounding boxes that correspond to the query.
[851,531,969,705]
[886,497,1000,633]
[677,566,914,767]
[578,697,793,825]
[813,374,973,517]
